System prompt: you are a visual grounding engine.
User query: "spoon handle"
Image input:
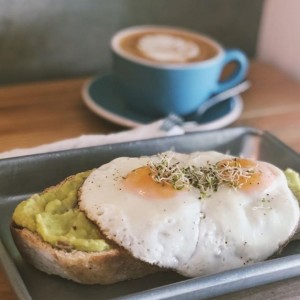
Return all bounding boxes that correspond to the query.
[195,80,251,118]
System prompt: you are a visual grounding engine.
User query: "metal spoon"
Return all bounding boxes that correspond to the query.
[191,80,251,121]
[160,80,250,131]
[160,80,251,131]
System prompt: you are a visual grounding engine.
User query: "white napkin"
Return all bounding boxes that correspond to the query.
[0,120,184,159]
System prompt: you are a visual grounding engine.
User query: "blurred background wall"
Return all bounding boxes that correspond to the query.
[0,0,264,86]
[257,0,300,81]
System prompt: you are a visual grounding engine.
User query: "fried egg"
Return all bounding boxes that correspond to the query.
[79,151,300,277]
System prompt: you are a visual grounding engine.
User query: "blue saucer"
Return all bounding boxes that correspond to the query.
[82,74,243,130]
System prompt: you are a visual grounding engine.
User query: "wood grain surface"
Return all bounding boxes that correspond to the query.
[0,61,300,299]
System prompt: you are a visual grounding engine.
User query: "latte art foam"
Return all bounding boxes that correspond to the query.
[117,28,219,64]
[137,34,200,63]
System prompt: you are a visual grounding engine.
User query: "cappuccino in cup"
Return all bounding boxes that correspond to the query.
[111,26,248,117]
[118,29,218,64]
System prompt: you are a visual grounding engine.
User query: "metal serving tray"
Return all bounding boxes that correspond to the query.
[1,127,300,300]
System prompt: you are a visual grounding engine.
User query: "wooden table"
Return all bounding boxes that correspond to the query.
[0,61,300,299]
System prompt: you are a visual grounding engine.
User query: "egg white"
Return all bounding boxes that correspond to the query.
[79,152,201,269]
[178,160,299,276]
[79,151,300,277]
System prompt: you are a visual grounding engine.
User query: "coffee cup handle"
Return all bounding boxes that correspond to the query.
[214,49,249,94]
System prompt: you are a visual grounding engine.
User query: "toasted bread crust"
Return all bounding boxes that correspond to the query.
[11,225,160,285]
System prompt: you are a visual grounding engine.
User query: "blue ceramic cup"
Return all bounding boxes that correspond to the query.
[111,26,248,117]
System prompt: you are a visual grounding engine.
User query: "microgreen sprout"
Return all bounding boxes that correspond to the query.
[147,154,257,199]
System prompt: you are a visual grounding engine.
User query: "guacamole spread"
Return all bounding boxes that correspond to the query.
[12,168,300,253]
[285,168,300,202]
[12,171,110,252]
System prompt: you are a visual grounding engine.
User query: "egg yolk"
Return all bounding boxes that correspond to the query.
[123,166,177,199]
[217,158,273,191]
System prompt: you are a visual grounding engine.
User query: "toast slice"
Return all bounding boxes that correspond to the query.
[10,171,161,285]
[11,225,160,284]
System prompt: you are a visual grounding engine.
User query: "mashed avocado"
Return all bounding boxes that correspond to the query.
[12,171,110,252]
[12,168,300,253]
[285,168,300,202]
